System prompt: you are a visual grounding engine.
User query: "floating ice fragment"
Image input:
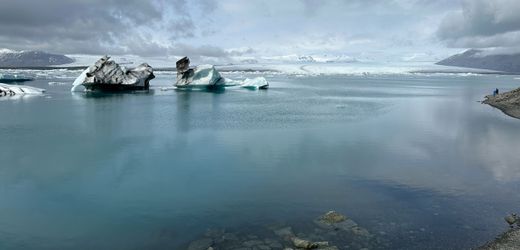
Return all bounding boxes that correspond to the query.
[176,64,224,89]
[0,83,45,97]
[71,55,154,92]
[175,57,268,90]
[241,77,269,90]
[0,73,33,83]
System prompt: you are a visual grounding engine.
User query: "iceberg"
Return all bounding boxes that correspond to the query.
[240,77,269,90]
[0,73,33,83]
[0,83,45,97]
[176,64,224,88]
[71,55,155,92]
[174,57,269,90]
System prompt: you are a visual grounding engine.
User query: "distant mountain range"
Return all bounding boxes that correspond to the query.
[0,49,74,67]
[436,49,520,73]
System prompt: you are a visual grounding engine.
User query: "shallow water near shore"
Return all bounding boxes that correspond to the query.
[1,71,520,249]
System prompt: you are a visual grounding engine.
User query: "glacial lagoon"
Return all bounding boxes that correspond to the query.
[1,70,520,249]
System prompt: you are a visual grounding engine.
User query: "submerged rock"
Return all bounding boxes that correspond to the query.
[314,210,372,239]
[291,237,316,249]
[319,211,347,224]
[243,239,264,247]
[291,237,329,249]
[174,57,269,90]
[273,226,295,239]
[71,55,155,92]
[505,213,519,228]
[187,237,214,250]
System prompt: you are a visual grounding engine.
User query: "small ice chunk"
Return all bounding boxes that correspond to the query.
[48,81,67,86]
[0,83,45,96]
[241,77,269,90]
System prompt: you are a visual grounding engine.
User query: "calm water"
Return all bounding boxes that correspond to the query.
[1,71,520,249]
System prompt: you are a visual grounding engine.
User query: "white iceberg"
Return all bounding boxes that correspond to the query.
[176,64,224,88]
[71,55,155,92]
[240,77,269,90]
[175,57,269,90]
[0,83,45,97]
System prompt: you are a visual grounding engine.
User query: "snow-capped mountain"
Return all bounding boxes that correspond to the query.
[0,49,74,67]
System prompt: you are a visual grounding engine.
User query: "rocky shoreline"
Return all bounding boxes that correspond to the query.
[185,211,385,250]
[483,87,520,119]
[477,228,520,249]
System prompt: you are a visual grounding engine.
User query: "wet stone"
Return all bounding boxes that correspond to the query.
[248,235,260,240]
[188,238,214,250]
[254,245,272,250]
[274,227,295,238]
[264,239,283,249]
[243,240,264,247]
[291,237,314,249]
[351,226,372,238]
[269,242,284,249]
[223,233,240,241]
[319,211,347,224]
[205,229,225,238]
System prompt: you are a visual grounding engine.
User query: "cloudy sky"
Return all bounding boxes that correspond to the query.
[0,0,519,62]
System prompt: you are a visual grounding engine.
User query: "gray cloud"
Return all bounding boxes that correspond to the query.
[437,0,520,51]
[2,0,511,61]
[0,0,217,57]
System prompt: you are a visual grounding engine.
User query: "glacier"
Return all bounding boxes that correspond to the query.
[71,55,154,92]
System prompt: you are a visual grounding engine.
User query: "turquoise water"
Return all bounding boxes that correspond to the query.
[1,71,520,249]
